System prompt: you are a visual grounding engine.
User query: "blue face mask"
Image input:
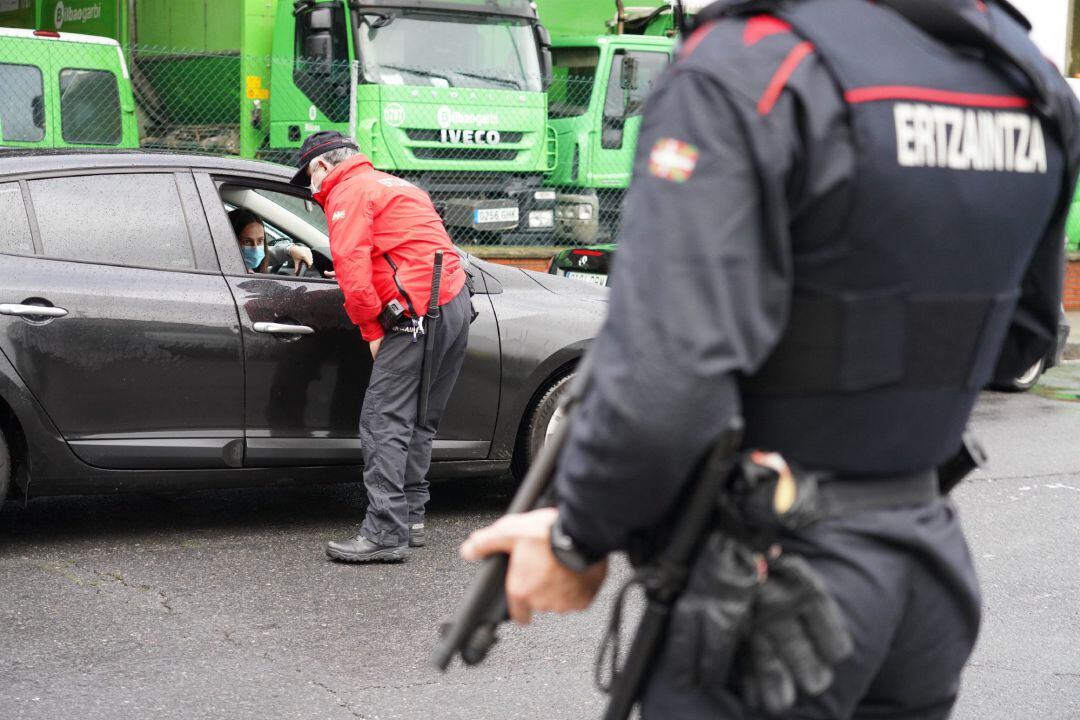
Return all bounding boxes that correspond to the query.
[241,245,265,270]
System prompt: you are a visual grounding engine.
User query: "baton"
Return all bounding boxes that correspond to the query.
[418,250,444,423]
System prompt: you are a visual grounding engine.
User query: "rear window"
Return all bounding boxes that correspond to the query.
[0,183,34,254]
[29,173,196,270]
[60,68,122,146]
[0,63,45,143]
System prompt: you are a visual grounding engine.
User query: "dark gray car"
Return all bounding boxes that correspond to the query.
[0,151,606,506]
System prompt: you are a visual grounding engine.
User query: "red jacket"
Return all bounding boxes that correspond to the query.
[314,154,465,341]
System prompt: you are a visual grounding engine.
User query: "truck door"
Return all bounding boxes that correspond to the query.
[592,48,670,181]
[49,43,135,149]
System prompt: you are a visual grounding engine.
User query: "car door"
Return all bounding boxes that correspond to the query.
[0,169,245,469]
[195,172,501,466]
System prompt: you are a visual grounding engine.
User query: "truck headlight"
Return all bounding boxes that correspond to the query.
[528,210,554,228]
[577,204,594,221]
[534,190,556,202]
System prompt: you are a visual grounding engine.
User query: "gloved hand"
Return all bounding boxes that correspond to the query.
[739,552,853,717]
[667,532,762,687]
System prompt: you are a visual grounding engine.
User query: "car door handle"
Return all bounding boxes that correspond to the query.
[253,322,315,336]
[0,303,68,319]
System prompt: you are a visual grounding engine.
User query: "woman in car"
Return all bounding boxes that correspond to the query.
[229,208,315,274]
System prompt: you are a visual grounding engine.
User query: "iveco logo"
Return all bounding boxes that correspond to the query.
[440,129,502,145]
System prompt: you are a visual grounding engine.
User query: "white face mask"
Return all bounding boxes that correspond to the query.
[308,159,329,195]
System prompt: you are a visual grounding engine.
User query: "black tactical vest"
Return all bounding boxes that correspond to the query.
[728,0,1074,475]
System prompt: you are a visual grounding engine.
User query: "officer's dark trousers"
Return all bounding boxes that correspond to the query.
[643,499,982,720]
[357,288,470,547]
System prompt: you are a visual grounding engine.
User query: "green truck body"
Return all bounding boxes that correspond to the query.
[0,0,556,241]
[535,1,676,243]
[0,26,138,149]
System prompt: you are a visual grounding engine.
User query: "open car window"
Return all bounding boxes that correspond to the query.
[217,182,334,279]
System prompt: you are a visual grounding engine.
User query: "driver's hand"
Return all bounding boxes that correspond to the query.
[287,245,315,275]
[323,270,336,279]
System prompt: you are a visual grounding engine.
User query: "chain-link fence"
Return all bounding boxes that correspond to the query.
[0,35,670,249]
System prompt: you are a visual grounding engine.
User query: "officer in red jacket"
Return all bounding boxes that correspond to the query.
[292,131,471,563]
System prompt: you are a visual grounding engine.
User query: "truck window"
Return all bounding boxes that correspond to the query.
[59,69,122,146]
[294,4,352,123]
[0,183,34,255]
[0,63,45,143]
[356,13,542,93]
[602,50,668,149]
[29,174,197,270]
[549,47,599,119]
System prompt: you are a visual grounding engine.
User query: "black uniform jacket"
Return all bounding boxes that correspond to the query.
[553,0,1073,559]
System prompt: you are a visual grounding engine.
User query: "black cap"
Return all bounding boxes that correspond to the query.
[289,130,360,186]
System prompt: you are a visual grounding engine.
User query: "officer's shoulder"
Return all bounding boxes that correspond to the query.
[674,13,820,110]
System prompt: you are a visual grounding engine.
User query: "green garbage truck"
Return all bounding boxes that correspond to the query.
[536,1,686,244]
[0,0,557,243]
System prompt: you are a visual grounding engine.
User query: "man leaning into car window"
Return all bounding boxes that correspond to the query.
[229,208,315,275]
[292,130,472,565]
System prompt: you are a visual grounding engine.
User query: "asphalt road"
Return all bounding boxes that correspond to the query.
[1,363,1078,720]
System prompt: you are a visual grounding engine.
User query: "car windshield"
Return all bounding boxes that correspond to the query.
[354,12,542,92]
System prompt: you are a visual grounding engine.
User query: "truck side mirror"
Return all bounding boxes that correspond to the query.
[537,26,553,90]
[308,7,333,30]
[620,56,639,91]
[303,33,334,70]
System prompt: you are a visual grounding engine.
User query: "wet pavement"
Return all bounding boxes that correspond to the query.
[1,365,1078,720]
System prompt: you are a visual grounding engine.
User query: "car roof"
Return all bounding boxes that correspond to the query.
[0,150,297,182]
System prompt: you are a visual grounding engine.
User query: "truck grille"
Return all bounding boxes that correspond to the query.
[412,148,519,161]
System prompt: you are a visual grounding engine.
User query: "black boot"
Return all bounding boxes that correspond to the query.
[326,535,410,563]
[409,522,426,548]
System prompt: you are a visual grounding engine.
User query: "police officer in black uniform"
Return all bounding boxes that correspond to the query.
[460,0,1080,717]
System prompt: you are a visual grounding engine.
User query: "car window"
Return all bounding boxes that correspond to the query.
[0,183,34,254]
[59,68,122,146]
[0,63,45,143]
[29,173,197,269]
[255,188,328,234]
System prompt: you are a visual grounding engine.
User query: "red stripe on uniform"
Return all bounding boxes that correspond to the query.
[743,15,792,46]
[681,21,717,58]
[844,85,1030,108]
[757,41,815,115]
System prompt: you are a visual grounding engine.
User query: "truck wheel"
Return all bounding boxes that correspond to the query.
[512,373,574,481]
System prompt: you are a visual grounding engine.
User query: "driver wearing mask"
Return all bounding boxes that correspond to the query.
[229,208,316,274]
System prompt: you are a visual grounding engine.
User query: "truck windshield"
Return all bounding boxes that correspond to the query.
[355,12,542,93]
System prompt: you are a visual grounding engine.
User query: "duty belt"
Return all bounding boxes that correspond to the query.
[813,469,940,519]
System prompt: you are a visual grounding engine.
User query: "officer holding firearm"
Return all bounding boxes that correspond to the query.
[461,0,1079,716]
[293,131,472,563]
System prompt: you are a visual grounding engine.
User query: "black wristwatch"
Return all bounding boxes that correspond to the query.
[550,515,602,572]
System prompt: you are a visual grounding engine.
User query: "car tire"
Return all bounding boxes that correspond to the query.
[1005,357,1045,393]
[512,373,574,481]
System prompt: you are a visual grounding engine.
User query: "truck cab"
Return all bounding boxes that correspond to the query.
[270,0,557,243]
[546,34,672,244]
[0,28,137,150]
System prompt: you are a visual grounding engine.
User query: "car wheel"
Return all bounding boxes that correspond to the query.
[1006,357,1045,392]
[512,373,574,480]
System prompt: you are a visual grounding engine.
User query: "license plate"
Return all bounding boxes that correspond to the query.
[563,271,607,287]
[474,207,519,225]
